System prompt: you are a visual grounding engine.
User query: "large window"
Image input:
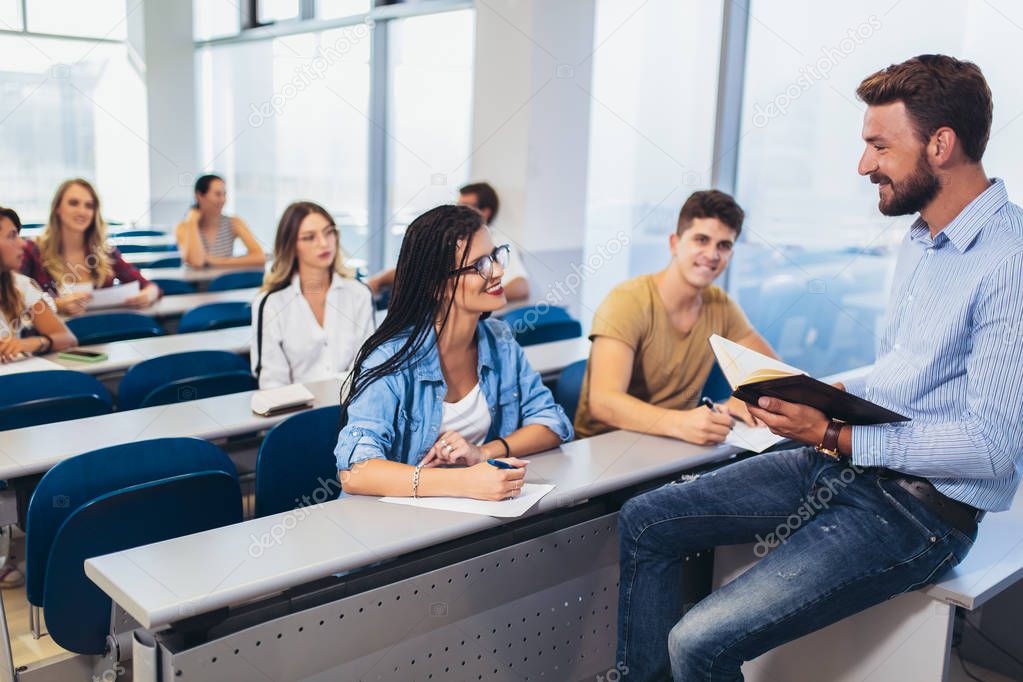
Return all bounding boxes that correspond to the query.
[386,9,475,263]
[197,24,372,260]
[733,0,1023,375]
[0,12,148,224]
[582,0,724,318]
[194,3,475,269]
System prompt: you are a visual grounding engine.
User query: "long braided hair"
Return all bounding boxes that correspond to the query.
[340,204,485,422]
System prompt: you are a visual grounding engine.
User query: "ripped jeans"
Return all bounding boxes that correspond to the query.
[615,446,975,682]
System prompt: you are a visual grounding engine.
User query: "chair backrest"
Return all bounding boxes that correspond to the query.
[150,278,195,296]
[139,371,256,409]
[498,305,582,346]
[208,271,264,292]
[66,312,164,345]
[512,319,582,346]
[554,359,587,423]
[701,361,732,404]
[25,437,236,608]
[44,471,242,654]
[109,229,166,238]
[178,301,252,334]
[118,350,252,410]
[146,256,182,269]
[114,243,178,254]
[255,405,342,517]
[0,370,112,431]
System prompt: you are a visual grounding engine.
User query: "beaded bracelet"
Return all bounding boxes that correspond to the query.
[412,463,424,498]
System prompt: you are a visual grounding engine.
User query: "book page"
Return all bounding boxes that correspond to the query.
[379,483,555,518]
[88,281,141,309]
[709,335,805,389]
[725,421,786,453]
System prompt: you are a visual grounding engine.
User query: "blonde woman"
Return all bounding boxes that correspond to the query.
[20,179,160,315]
[251,201,374,389]
[176,174,265,269]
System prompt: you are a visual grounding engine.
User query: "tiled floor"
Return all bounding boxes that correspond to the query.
[3,534,67,668]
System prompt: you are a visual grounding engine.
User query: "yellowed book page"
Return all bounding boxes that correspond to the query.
[709,334,805,389]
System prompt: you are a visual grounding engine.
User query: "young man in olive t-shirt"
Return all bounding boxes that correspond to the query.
[574,190,778,443]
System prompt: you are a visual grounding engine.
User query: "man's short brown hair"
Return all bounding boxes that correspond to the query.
[856,54,992,162]
[677,190,744,237]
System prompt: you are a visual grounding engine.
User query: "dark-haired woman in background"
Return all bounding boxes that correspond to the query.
[251,201,374,389]
[175,174,265,268]
[335,204,572,501]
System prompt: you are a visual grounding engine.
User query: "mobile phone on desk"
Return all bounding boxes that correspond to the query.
[57,349,109,363]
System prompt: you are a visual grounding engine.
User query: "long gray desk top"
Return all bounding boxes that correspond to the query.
[66,287,259,320]
[47,327,252,376]
[0,378,341,481]
[85,430,741,629]
[0,338,588,480]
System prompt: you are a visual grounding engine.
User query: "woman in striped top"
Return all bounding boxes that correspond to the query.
[175,174,266,269]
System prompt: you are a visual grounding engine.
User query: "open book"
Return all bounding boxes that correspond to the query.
[709,335,908,425]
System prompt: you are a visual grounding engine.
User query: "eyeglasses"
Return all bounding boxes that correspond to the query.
[449,244,510,280]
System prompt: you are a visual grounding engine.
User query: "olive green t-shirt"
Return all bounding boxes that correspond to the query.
[574,274,753,438]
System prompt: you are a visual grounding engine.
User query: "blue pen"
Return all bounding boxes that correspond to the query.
[487,458,519,469]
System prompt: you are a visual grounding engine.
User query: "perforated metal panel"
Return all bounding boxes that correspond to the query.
[162,513,621,681]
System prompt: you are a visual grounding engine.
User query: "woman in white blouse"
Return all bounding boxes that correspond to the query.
[1,206,76,363]
[251,202,374,389]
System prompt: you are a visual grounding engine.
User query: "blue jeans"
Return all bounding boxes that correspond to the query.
[616,447,975,682]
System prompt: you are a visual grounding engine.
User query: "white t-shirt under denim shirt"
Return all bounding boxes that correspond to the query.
[440,383,492,446]
[251,273,375,389]
[0,273,53,339]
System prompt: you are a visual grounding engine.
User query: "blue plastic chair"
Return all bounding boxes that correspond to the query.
[255,406,342,517]
[701,361,733,404]
[113,243,178,254]
[66,312,164,345]
[25,438,237,627]
[146,256,182,269]
[44,471,242,653]
[553,359,586,424]
[118,350,255,411]
[208,271,264,291]
[0,370,112,431]
[178,301,252,334]
[498,305,582,346]
[150,278,196,296]
[109,229,166,238]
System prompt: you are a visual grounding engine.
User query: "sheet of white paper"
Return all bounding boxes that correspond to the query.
[0,355,67,376]
[709,334,805,389]
[725,421,786,453]
[378,483,556,518]
[86,281,140,309]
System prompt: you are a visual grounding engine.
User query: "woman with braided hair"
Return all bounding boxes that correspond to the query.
[334,204,572,500]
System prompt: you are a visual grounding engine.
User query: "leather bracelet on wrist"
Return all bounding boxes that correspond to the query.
[815,419,845,460]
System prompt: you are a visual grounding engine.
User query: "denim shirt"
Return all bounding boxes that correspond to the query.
[334,317,573,470]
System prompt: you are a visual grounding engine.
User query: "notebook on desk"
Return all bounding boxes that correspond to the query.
[709,335,908,425]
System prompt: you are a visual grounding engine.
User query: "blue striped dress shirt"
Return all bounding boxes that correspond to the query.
[846,179,1023,511]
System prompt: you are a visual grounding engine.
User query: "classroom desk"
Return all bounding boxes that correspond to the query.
[47,327,252,379]
[109,236,178,249]
[63,287,259,322]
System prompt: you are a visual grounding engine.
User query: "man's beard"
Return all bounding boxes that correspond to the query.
[871,151,941,216]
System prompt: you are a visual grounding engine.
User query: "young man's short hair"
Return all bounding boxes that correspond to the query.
[856,54,992,162]
[676,190,744,237]
[459,182,500,223]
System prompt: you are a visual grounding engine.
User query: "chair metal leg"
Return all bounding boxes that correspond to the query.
[30,604,41,639]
